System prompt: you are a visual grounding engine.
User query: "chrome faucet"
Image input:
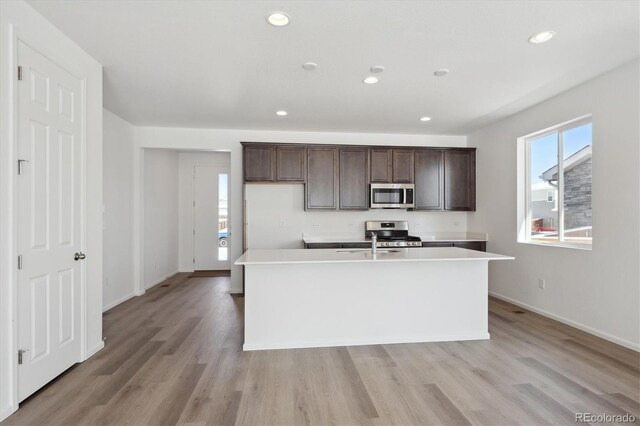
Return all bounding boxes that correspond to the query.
[371,232,377,255]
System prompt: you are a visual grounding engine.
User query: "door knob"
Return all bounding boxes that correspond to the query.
[74,252,86,261]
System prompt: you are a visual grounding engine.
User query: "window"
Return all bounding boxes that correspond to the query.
[519,117,592,248]
[546,190,554,203]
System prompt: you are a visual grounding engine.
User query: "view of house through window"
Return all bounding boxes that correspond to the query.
[526,120,592,246]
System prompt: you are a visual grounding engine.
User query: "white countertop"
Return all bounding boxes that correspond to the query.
[235,247,513,265]
[302,231,488,244]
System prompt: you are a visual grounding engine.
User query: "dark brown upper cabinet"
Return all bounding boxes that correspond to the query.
[370,148,414,183]
[243,144,276,182]
[392,149,414,183]
[276,146,306,182]
[370,149,393,183]
[242,142,476,212]
[339,147,369,210]
[414,149,444,210]
[444,149,476,211]
[306,147,339,210]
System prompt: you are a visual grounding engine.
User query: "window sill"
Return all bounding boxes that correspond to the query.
[517,241,592,251]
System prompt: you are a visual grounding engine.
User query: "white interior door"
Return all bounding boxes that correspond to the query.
[17,41,83,401]
[194,166,230,270]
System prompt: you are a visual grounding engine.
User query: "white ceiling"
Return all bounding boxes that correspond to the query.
[27,0,639,135]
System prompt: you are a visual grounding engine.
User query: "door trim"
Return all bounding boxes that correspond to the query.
[0,3,104,418]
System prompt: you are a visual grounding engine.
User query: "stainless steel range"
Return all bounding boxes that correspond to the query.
[364,220,422,247]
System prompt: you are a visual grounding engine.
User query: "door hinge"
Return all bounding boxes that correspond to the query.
[193,258,195,264]
[17,159,29,175]
[17,66,23,81]
[18,349,29,365]
[193,229,195,235]
[17,255,22,270]
[193,201,195,207]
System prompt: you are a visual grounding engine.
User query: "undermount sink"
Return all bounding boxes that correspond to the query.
[336,249,402,254]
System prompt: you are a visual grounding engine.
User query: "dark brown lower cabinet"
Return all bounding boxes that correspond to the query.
[306,147,339,210]
[453,241,486,252]
[421,241,486,252]
[306,241,486,251]
[304,243,343,249]
[339,148,369,210]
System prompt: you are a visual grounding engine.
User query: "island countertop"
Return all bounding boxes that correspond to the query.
[235,247,513,265]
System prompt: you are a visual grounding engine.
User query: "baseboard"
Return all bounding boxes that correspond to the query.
[144,270,178,290]
[85,340,105,360]
[489,291,640,352]
[243,332,490,351]
[102,292,136,312]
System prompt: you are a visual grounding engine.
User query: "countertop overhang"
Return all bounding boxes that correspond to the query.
[235,247,514,265]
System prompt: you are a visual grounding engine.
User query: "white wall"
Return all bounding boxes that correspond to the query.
[143,149,179,288]
[134,128,466,293]
[468,60,640,350]
[245,184,469,249]
[178,151,231,271]
[0,1,104,420]
[103,109,135,310]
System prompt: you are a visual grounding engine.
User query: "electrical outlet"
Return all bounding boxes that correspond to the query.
[538,278,546,289]
[279,217,285,228]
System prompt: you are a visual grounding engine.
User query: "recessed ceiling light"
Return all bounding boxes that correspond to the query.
[363,76,380,84]
[276,110,288,116]
[370,65,385,74]
[267,12,290,27]
[528,30,556,44]
[302,62,318,71]
[420,116,432,122]
[434,69,449,77]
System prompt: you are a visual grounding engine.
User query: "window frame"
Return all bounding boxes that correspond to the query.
[519,115,592,250]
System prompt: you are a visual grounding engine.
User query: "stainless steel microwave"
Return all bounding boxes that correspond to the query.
[370,184,415,209]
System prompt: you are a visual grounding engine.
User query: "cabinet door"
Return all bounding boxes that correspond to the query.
[414,149,443,210]
[244,145,275,182]
[339,148,369,210]
[444,150,476,211]
[306,147,338,210]
[370,149,392,183]
[392,149,414,183]
[276,146,306,182]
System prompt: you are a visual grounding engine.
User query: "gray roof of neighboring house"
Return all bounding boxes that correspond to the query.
[540,145,592,182]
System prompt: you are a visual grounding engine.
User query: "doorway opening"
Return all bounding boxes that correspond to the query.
[140,149,231,291]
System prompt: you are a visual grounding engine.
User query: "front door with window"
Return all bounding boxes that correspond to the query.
[17,41,83,401]
[193,166,230,270]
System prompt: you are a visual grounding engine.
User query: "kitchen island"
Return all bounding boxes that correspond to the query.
[235,247,513,351]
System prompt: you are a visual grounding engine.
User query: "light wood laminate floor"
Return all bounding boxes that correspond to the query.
[3,273,639,425]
